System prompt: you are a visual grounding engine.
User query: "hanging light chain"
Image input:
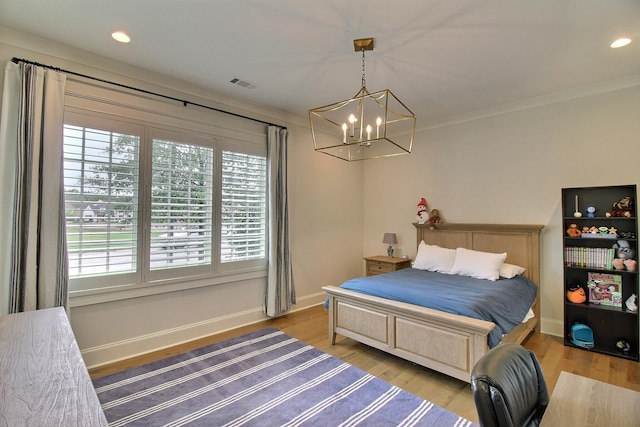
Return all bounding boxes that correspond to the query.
[361,48,367,89]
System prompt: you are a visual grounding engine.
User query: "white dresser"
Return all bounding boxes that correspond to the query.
[0,307,108,426]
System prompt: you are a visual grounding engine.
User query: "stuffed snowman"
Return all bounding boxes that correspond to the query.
[416,197,430,224]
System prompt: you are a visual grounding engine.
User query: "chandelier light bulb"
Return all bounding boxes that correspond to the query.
[348,114,357,137]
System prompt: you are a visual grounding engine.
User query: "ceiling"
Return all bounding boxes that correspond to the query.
[1,0,639,127]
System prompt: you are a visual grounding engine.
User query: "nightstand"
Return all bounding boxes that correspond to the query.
[364,256,411,276]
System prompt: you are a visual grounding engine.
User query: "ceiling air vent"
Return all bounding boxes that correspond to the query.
[230,77,256,89]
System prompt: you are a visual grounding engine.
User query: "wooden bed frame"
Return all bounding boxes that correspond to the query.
[322,223,543,383]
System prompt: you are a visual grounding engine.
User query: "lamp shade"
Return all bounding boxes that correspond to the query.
[382,233,397,245]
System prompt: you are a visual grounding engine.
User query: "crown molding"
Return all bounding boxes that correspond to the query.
[419,73,640,131]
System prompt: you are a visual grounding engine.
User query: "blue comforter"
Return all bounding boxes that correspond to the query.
[332,268,537,348]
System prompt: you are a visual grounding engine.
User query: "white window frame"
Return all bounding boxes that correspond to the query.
[63,81,268,305]
[64,111,144,291]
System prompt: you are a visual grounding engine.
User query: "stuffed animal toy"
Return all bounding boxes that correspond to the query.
[566,286,586,304]
[416,198,429,224]
[427,209,441,229]
[612,239,637,271]
[608,196,634,217]
[566,223,582,237]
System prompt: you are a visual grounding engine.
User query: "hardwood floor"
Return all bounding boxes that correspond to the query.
[89,304,640,424]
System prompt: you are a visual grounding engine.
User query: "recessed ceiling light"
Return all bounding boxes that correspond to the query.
[112,31,131,43]
[610,37,631,48]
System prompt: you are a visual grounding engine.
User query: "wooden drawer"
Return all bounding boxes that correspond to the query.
[364,256,411,276]
[368,261,394,275]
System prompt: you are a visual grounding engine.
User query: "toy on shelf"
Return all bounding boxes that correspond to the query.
[427,208,441,229]
[579,225,617,239]
[573,195,582,218]
[612,240,637,271]
[619,231,636,239]
[607,196,634,217]
[567,223,582,237]
[416,197,429,224]
[570,323,594,349]
[587,272,622,307]
[566,286,586,304]
[585,205,597,218]
[616,339,631,353]
[626,294,638,312]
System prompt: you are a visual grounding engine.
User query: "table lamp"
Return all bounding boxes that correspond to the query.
[382,233,397,258]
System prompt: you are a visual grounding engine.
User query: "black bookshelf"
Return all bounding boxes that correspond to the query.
[562,185,639,361]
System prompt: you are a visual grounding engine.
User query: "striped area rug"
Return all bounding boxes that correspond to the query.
[93,328,476,426]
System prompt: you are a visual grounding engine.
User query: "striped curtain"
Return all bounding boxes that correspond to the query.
[264,126,295,317]
[0,61,68,314]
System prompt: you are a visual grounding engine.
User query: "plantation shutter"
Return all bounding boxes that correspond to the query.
[62,123,140,279]
[150,139,213,270]
[221,150,267,262]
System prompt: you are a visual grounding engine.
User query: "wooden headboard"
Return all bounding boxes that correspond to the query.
[414,222,544,322]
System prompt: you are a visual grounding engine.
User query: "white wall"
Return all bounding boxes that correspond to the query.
[362,84,640,336]
[0,27,364,367]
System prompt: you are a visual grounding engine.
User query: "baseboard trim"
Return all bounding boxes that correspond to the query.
[82,291,327,369]
[83,297,567,368]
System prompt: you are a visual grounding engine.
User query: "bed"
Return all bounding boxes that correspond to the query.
[322,222,543,383]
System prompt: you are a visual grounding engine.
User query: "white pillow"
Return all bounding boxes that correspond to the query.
[500,263,526,279]
[521,308,535,323]
[412,241,456,273]
[449,247,507,281]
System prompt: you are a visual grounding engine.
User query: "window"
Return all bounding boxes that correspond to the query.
[63,110,267,294]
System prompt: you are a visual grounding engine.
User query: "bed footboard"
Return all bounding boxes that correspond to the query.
[323,285,495,383]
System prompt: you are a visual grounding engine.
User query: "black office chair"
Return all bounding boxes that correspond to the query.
[470,343,549,427]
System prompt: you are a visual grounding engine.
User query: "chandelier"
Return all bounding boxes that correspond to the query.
[309,38,416,162]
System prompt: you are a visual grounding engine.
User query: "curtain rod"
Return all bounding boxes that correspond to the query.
[11,57,287,130]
